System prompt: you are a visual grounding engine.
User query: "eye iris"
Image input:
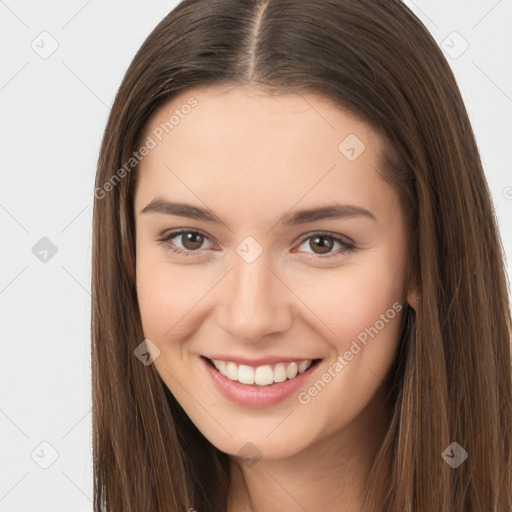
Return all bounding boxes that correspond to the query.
[182,232,204,250]
[310,235,334,254]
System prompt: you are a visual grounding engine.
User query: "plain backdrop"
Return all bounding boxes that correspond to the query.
[0,1,511,510]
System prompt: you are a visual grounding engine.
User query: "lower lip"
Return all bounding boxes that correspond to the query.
[201,356,321,407]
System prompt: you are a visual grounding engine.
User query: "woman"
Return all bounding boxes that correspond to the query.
[91,1,512,511]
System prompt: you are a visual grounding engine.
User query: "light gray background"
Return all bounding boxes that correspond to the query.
[0,1,511,511]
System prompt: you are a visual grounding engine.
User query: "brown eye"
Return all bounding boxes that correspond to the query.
[158,229,214,255]
[181,232,205,251]
[295,232,355,258]
[309,235,335,254]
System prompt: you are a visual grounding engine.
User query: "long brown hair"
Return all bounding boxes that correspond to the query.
[91,1,512,510]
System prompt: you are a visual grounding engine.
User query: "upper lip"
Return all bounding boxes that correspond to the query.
[202,354,321,366]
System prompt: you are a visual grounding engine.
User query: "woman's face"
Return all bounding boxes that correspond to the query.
[134,84,414,460]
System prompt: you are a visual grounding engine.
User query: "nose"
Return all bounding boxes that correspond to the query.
[217,251,293,343]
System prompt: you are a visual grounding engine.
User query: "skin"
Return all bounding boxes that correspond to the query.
[134,84,418,512]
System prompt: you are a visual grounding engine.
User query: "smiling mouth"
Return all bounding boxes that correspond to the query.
[203,356,322,387]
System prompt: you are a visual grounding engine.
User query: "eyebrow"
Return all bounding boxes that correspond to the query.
[140,197,376,226]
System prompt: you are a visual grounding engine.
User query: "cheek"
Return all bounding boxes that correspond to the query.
[136,249,201,340]
[136,248,227,351]
[294,261,405,347]
[292,268,404,430]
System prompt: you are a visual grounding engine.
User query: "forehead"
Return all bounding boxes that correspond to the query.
[142,84,381,152]
[135,85,392,221]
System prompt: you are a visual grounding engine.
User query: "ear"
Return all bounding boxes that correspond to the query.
[406,277,420,311]
[404,240,420,310]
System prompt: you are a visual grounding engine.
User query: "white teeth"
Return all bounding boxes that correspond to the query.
[298,360,312,373]
[211,358,315,387]
[226,362,238,381]
[286,362,298,379]
[273,363,287,383]
[216,360,227,374]
[238,365,255,385]
[254,365,274,386]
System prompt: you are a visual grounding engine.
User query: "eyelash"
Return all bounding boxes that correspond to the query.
[157,229,355,259]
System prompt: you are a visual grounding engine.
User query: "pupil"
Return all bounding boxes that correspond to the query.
[183,232,203,250]
[311,236,333,254]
